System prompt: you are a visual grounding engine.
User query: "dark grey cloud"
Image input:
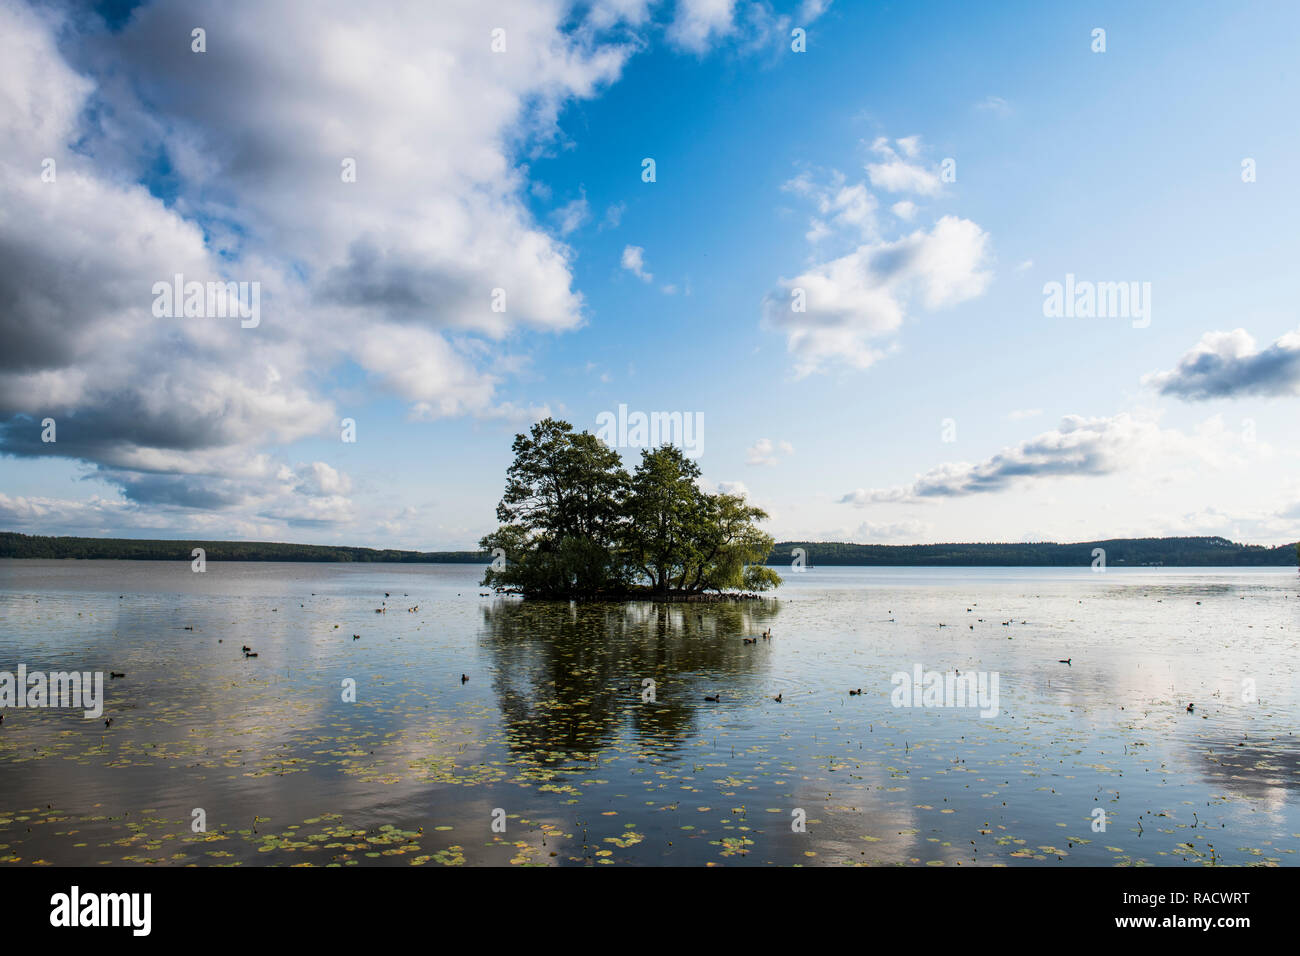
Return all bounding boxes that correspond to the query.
[111,472,251,510]
[841,414,1160,505]
[1145,328,1300,400]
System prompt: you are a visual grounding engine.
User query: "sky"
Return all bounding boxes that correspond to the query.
[2,0,1299,550]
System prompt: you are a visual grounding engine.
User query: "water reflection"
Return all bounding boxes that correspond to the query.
[481,599,781,764]
[2,561,1297,866]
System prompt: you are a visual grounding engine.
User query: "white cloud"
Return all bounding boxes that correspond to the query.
[552,195,590,235]
[746,438,794,466]
[668,0,737,53]
[799,0,833,20]
[0,0,644,534]
[762,216,993,376]
[601,201,626,230]
[698,477,752,499]
[621,244,654,281]
[895,135,922,158]
[866,136,944,196]
[783,169,879,240]
[668,0,833,56]
[891,200,917,221]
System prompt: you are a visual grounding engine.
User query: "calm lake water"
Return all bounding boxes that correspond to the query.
[1,560,1297,866]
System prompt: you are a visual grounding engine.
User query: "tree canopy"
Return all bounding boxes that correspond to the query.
[480,419,779,598]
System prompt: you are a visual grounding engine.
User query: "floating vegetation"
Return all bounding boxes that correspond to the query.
[2,562,1298,866]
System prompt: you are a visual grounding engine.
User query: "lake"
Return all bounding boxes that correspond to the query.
[1,560,1296,866]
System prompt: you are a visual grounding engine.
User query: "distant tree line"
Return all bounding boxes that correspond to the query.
[4,532,1295,569]
[765,537,1299,567]
[0,532,487,563]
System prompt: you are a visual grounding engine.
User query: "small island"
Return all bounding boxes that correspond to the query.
[479,418,781,600]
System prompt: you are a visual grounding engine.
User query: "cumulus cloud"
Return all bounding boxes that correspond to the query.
[0,0,644,533]
[1144,327,1300,400]
[866,136,943,196]
[839,412,1258,505]
[783,169,879,242]
[697,477,752,499]
[668,0,738,52]
[668,0,832,56]
[761,215,993,376]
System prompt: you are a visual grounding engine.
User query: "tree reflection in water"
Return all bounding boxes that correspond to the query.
[480,599,781,767]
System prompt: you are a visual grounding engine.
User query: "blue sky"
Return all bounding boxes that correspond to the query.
[2,0,1299,549]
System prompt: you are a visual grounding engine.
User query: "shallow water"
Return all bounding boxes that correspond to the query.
[1,560,1297,866]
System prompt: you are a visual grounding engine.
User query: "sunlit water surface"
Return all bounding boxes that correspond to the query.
[1,560,1297,866]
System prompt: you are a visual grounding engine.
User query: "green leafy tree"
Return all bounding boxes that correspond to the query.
[480,422,779,598]
[480,418,628,597]
[685,492,779,592]
[622,446,779,594]
[622,445,708,594]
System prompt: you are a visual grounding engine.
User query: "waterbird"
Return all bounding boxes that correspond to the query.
[104,717,113,729]
[848,688,862,696]
[245,651,258,658]
[461,674,469,684]
[1186,703,1194,713]
[773,693,783,703]
[743,637,757,645]
[704,694,720,702]
[375,607,385,613]
[1058,658,1072,665]
[353,634,360,640]
[109,671,125,679]
[241,645,251,653]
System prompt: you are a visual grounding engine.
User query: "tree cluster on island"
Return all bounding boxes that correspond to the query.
[479,418,781,599]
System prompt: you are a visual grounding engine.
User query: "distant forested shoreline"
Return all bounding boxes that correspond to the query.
[768,537,1298,567]
[2,531,1295,567]
[0,532,488,563]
